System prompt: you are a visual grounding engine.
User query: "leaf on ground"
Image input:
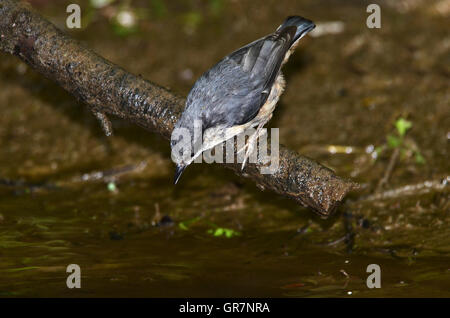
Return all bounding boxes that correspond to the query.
[207,227,240,238]
[178,217,200,230]
[395,118,412,137]
[387,135,401,148]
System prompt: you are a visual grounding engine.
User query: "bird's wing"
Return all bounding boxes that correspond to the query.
[186,27,296,130]
[230,26,296,93]
[218,27,296,126]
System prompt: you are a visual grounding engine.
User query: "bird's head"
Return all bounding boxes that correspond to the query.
[170,128,191,184]
[170,114,203,184]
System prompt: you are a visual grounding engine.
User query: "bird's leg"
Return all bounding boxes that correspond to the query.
[236,131,253,155]
[236,139,248,155]
[241,123,265,170]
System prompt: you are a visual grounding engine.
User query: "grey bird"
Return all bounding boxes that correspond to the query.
[171,16,315,184]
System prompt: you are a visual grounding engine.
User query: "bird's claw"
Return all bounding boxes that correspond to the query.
[241,125,265,171]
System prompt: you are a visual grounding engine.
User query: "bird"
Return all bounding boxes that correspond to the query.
[171,16,315,184]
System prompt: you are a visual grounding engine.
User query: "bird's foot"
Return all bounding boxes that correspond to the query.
[241,125,265,171]
[241,141,255,170]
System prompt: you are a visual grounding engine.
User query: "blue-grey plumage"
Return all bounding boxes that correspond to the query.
[171,16,315,184]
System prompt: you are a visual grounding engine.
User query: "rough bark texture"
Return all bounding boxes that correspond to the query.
[0,0,358,218]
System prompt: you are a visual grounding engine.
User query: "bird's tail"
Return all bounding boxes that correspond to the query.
[277,16,315,42]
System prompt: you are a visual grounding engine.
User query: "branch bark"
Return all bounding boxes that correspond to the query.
[0,0,357,218]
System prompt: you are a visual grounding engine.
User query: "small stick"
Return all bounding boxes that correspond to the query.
[376,147,399,193]
[356,177,449,203]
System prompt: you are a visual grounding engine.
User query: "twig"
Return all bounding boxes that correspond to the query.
[376,147,399,193]
[73,162,147,183]
[355,176,448,203]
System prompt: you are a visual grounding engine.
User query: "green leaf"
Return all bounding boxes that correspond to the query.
[387,135,401,148]
[107,182,117,192]
[415,152,426,164]
[178,217,200,230]
[209,227,240,238]
[395,118,412,137]
[224,229,237,238]
[178,222,188,230]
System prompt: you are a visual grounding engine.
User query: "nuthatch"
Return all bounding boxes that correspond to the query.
[171,16,315,184]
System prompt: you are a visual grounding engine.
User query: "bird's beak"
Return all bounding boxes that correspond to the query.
[174,164,187,185]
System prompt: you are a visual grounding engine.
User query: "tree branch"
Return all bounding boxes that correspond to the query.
[0,0,357,218]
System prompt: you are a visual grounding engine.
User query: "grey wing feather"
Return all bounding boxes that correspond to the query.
[232,26,295,92]
[185,27,296,130]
